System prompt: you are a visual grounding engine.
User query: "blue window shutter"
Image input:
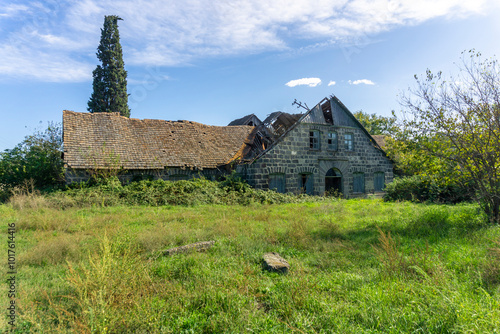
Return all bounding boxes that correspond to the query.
[353,173,365,193]
[269,173,285,193]
[374,172,385,191]
[306,174,314,194]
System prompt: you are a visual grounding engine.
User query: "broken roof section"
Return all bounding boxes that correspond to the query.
[231,95,388,162]
[227,114,261,127]
[63,110,255,170]
[227,111,304,161]
[261,112,303,140]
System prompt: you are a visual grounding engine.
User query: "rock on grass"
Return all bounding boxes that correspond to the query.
[263,252,290,274]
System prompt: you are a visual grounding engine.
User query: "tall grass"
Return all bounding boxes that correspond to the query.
[64,235,158,333]
[8,179,49,210]
[3,199,500,332]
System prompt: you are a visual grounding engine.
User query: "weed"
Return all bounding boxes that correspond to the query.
[482,237,500,288]
[314,217,342,241]
[372,226,446,282]
[372,226,409,277]
[283,218,313,249]
[19,233,81,266]
[63,235,160,332]
[404,206,451,238]
[135,226,177,253]
[8,179,48,210]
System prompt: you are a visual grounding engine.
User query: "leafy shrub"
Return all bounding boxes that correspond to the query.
[384,175,472,204]
[219,172,252,193]
[43,177,329,209]
[122,178,226,206]
[0,123,64,200]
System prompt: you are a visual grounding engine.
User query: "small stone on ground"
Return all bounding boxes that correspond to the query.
[263,252,290,274]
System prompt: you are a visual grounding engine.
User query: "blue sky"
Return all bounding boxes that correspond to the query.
[1,0,500,151]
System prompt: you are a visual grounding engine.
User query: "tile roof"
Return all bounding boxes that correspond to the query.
[371,135,387,149]
[63,110,255,170]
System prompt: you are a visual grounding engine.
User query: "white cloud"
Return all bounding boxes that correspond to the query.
[328,81,336,86]
[349,79,375,85]
[0,4,30,18]
[286,78,322,87]
[0,44,93,82]
[0,0,496,81]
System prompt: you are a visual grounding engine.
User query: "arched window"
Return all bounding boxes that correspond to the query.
[325,168,342,195]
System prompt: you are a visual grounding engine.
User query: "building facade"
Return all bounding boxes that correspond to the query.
[63,95,393,197]
[237,96,393,197]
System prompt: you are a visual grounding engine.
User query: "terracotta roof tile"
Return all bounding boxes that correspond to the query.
[63,110,255,170]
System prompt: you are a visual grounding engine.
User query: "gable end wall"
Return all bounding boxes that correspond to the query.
[241,121,393,197]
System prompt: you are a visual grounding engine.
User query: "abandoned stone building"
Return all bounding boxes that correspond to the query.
[63,95,393,197]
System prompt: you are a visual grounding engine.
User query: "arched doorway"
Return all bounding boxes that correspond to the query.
[325,168,342,195]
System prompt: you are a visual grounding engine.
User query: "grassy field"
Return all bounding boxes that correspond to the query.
[2,195,500,333]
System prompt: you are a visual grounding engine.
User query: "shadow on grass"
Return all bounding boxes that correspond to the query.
[310,205,488,257]
[388,206,487,241]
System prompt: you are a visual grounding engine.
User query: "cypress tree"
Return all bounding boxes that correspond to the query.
[88,15,130,117]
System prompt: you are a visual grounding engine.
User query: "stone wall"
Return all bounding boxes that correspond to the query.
[65,167,227,184]
[239,122,393,198]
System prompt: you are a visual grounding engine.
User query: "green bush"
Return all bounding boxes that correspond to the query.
[384,175,472,204]
[0,123,64,198]
[122,178,227,206]
[48,177,328,208]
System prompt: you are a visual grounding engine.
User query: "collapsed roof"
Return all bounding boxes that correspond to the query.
[63,110,255,170]
[229,95,385,160]
[63,95,387,171]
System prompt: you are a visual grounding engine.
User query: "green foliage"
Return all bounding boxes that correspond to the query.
[384,175,472,204]
[383,124,473,205]
[393,50,500,223]
[353,110,398,135]
[384,135,443,177]
[88,15,130,117]
[219,171,252,193]
[44,177,328,208]
[0,123,64,199]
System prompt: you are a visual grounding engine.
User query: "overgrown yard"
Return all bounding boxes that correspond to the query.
[2,198,500,333]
